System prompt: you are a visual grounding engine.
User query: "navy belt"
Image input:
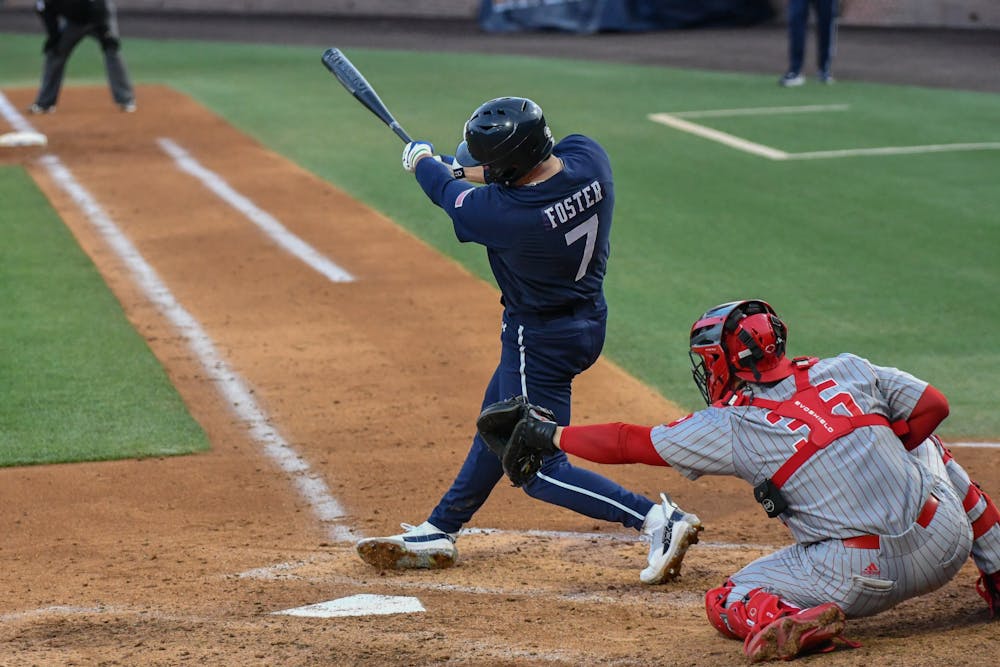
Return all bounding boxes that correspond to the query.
[506,299,604,325]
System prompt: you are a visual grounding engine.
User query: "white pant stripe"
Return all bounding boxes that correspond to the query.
[536,471,648,521]
[517,324,528,398]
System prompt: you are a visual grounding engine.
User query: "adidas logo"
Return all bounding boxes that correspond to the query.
[863,562,880,576]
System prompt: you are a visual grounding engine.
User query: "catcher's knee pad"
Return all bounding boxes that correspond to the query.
[705,583,800,640]
[971,485,1000,540]
[705,581,742,639]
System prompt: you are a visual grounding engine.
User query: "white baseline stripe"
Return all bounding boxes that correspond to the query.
[649,107,1000,161]
[669,104,850,119]
[647,112,789,160]
[0,91,36,132]
[950,442,1000,449]
[787,142,1000,160]
[31,150,353,543]
[156,137,354,284]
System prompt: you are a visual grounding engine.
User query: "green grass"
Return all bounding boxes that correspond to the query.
[2,34,998,439]
[0,166,209,466]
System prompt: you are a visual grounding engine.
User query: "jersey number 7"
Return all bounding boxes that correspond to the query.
[564,214,599,281]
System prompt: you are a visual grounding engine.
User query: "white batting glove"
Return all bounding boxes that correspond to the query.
[402,141,434,173]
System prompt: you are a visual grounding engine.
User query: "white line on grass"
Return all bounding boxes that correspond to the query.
[647,112,789,160]
[649,106,1000,160]
[156,137,354,284]
[787,142,1000,160]
[668,104,850,119]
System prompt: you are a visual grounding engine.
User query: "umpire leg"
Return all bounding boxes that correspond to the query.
[34,21,89,109]
[95,5,136,107]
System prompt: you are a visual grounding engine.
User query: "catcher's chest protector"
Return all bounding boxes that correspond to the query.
[721,357,900,518]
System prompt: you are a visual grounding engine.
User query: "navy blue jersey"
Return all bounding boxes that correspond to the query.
[414,135,613,316]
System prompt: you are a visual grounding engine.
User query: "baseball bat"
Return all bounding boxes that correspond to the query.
[321,48,412,144]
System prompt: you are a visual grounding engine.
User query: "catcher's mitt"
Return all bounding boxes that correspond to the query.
[476,395,544,456]
[476,396,559,486]
[502,414,559,487]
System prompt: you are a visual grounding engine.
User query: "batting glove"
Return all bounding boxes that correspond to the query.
[402,141,433,173]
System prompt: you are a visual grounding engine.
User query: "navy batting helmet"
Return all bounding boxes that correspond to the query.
[455,97,554,186]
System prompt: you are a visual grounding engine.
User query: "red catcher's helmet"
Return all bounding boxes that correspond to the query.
[689,300,793,404]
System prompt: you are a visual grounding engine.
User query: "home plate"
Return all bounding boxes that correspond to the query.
[273,594,425,618]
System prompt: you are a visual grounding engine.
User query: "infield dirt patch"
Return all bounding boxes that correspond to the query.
[1,85,996,665]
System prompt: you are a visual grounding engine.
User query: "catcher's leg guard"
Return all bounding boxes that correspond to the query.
[705,583,799,640]
[930,436,1000,615]
[977,570,1000,619]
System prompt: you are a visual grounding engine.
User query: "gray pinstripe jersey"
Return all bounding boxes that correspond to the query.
[651,353,932,545]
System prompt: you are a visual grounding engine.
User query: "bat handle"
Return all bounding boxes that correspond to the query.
[390,122,412,144]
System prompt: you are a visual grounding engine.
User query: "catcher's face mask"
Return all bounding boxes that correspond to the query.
[689,303,739,404]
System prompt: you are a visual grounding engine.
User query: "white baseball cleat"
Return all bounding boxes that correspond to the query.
[640,493,703,584]
[356,521,458,570]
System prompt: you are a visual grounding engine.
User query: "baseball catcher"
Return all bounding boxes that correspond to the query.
[478,298,1000,663]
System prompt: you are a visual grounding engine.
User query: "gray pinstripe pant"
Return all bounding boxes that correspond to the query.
[726,479,972,618]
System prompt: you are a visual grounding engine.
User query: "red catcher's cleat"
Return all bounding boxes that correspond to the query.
[744,602,847,663]
[976,570,1000,618]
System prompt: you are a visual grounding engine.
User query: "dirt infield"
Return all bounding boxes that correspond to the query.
[2,85,998,665]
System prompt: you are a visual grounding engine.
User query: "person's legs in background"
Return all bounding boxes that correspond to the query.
[780,0,810,86]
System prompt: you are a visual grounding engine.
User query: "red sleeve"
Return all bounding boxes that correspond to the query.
[900,384,949,450]
[559,423,668,466]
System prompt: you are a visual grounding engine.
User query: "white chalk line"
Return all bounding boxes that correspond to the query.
[648,106,1000,160]
[0,91,36,132]
[648,112,789,160]
[788,142,1000,160]
[668,104,851,118]
[156,137,354,284]
[0,91,354,543]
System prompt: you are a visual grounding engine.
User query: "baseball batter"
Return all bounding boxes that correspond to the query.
[490,299,1000,662]
[355,97,702,583]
